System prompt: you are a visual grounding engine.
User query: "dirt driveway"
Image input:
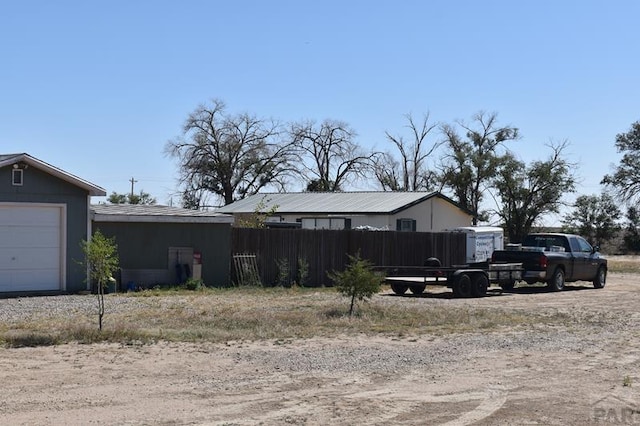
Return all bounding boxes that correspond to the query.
[2,273,640,425]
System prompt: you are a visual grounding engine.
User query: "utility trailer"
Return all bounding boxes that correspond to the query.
[377,260,523,298]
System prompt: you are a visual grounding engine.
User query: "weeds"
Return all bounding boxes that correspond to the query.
[0,287,592,348]
[275,258,291,287]
[297,257,309,287]
[607,256,640,274]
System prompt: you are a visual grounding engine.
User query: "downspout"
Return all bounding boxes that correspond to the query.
[430,199,434,231]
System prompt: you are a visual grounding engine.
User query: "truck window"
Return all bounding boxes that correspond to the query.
[576,237,593,253]
[569,237,581,253]
[523,235,570,252]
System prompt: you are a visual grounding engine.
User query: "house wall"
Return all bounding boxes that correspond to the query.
[393,197,473,231]
[0,165,90,292]
[93,222,231,287]
[267,197,472,232]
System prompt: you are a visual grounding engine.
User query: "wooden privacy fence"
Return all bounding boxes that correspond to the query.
[231,228,466,287]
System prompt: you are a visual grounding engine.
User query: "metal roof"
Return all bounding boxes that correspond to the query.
[0,153,106,196]
[92,204,233,224]
[216,191,467,215]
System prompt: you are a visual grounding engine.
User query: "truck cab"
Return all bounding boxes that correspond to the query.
[492,233,607,291]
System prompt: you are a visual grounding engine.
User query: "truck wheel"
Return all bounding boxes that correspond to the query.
[547,268,565,292]
[471,273,489,297]
[390,283,408,295]
[593,267,607,289]
[453,274,472,298]
[409,285,426,295]
[500,280,516,291]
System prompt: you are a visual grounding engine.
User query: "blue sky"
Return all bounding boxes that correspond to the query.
[1,1,639,221]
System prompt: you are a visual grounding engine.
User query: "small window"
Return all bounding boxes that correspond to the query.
[396,218,416,232]
[12,169,23,186]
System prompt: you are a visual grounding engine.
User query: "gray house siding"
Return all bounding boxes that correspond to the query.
[0,165,91,293]
[94,222,231,287]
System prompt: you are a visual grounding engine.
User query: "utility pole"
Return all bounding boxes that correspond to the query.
[129,177,137,198]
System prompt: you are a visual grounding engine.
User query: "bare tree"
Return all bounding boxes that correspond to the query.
[165,99,297,206]
[375,113,441,191]
[439,111,519,224]
[290,119,373,191]
[372,151,403,191]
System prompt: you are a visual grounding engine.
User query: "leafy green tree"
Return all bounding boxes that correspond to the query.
[602,120,640,203]
[623,206,640,252]
[290,119,374,192]
[328,252,382,317]
[494,142,577,242]
[439,111,519,224]
[166,99,297,206]
[108,191,156,205]
[564,194,620,244]
[236,196,279,228]
[562,193,622,245]
[80,230,119,331]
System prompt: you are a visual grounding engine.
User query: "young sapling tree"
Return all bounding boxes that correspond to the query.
[329,252,382,316]
[81,230,119,331]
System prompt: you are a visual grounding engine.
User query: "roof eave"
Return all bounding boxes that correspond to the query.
[93,213,234,224]
[0,153,106,196]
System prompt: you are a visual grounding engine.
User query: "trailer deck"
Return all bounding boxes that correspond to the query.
[376,262,523,298]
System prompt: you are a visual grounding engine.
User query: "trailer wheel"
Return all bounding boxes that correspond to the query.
[390,283,408,295]
[409,285,426,295]
[500,280,516,291]
[547,268,565,292]
[593,266,607,289]
[471,273,489,297]
[452,273,472,298]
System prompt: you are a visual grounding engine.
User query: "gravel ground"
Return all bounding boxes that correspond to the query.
[1,273,640,425]
[0,294,147,324]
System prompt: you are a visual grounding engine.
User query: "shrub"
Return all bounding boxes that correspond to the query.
[275,258,291,287]
[297,257,309,287]
[329,252,382,316]
[183,278,204,291]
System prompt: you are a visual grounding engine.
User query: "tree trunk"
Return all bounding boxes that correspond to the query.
[98,280,105,331]
[349,293,356,317]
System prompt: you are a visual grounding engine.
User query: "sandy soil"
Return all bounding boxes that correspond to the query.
[2,274,640,425]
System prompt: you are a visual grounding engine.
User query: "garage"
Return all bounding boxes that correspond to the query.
[1,153,106,294]
[0,204,65,292]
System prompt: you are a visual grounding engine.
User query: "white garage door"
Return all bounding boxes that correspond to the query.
[0,204,64,292]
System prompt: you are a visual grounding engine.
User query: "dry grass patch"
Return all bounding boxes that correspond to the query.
[607,256,640,274]
[0,286,576,347]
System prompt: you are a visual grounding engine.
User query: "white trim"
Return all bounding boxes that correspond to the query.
[0,153,106,196]
[12,169,23,186]
[0,202,66,291]
[60,203,67,291]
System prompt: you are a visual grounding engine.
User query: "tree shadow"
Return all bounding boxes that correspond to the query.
[383,283,595,299]
[499,284,593,295]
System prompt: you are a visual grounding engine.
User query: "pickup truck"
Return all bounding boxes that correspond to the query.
[490,233,607,291]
